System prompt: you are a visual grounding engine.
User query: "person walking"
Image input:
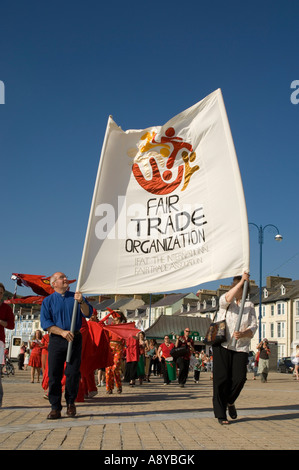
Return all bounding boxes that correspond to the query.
[125,336,140,386]
[158,335,175,385]
[40,272,93,419]
[145,339,158,381]
[212,272,257,425]
[28,330,43,383]
[175,328,194,387]
[292,345,299,381]
[105,310,126,394]
[257,339,271,383]
[193,352,202,383]
[18,342,26,370]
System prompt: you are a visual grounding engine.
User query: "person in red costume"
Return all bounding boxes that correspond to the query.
[0,283,15,407]
[41,333,49,375]
[158,335,175,385]
[125,336,140,387]
[28,330,44,383]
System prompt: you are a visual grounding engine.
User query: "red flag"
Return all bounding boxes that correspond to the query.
[100,307,141,339]
[5,295,45,305]
[12,273,76,297]
[102,322,141,340]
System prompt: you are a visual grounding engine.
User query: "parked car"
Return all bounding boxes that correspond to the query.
[277,357,294,374]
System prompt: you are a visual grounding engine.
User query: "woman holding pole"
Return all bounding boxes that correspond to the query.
[212,272,257,425]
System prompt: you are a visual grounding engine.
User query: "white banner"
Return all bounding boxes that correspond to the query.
[78,89,249,294]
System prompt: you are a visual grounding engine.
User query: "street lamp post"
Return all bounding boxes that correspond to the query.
[249,223,283,342]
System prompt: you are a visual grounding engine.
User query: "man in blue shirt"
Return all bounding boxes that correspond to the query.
[40,272,93,419]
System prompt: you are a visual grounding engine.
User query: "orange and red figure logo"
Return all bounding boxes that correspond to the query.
[129,127,199,195]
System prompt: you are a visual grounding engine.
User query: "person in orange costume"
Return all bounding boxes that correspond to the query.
[105,310,126,394]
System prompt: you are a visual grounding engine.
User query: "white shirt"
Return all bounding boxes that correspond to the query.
[215,294,257,353]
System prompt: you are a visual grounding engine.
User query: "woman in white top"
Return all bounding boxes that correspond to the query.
[212,272,257,425]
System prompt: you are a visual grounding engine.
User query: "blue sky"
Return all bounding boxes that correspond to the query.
[0,0,298,297]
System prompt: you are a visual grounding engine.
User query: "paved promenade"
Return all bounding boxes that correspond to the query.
[0,367,299,453]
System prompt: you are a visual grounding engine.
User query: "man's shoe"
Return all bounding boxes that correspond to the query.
[227,403,237,420]
[66,404,76,417]
[47,409,61,420]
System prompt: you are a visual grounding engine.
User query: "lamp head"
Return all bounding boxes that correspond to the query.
[275,234,283,242]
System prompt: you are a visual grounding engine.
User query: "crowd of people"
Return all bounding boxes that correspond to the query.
[16,327,215,389]
[1,270,292,426]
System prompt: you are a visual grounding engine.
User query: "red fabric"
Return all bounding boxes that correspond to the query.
[102,322,140,340]
[0,302,14,343]
[76,372,97,402]
[80,320,114,377]
[41,334,49,355]
[109,331,123,342]
[125,337,140,362]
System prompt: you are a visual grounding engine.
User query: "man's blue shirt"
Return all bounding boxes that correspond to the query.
[40,291,92,332]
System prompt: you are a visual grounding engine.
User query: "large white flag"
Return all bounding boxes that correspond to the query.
[77,89,249,294]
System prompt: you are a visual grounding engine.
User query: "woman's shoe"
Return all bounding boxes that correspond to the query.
[227,404,237,419]
[218,418,229,425]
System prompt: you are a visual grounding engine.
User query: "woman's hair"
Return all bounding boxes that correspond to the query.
[231,276,251,294]
[113,310,127,323]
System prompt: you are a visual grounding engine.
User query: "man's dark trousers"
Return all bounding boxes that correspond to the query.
[48,333,82,411]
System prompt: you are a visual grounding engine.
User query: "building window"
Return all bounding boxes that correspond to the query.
[277,303,285,315]
[270,323,274,338]
[278,344,285,359]
[277,322,285,338]
[263,288,268,298]
[296,322,299,340]
[262,323,266,339]
[281,285,286,295]
[262,305,266,317]
[271,305,274,316]
[295,301,299,316]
